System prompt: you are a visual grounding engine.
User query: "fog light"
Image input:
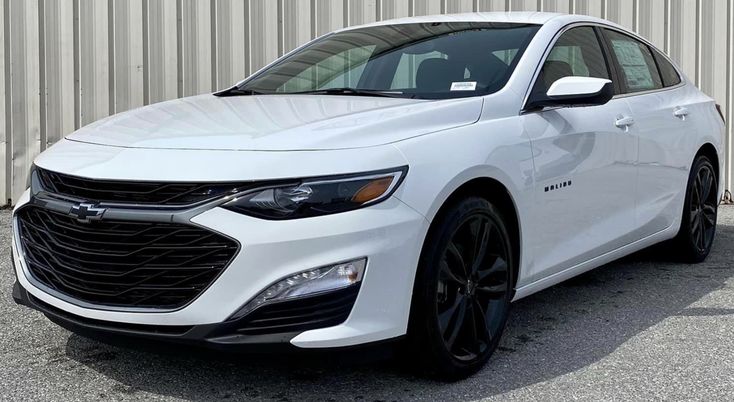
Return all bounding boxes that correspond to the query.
[230,258,366,320]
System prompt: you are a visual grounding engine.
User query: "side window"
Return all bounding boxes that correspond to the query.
[531,27,610,97]
[603,29,663,93]
[652,50,682,87]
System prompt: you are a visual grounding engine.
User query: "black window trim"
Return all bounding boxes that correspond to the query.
[521,22,686,113]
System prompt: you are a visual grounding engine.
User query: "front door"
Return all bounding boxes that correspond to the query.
[521,26,639,284]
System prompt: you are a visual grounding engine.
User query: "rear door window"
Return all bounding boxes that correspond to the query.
[603,29,663,93]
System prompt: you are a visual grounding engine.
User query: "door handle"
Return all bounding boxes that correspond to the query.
[674,107,690,120]
[615,116,635,131]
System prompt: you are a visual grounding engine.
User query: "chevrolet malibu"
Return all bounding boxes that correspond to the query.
[11,12,725,379]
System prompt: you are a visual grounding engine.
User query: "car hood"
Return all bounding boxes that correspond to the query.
[66,94,483,151]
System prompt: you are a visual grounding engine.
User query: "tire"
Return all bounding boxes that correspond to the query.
[406,197,514,381]
[671,155,719,263]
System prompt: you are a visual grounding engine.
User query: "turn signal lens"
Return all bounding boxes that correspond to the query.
[352,177,394,203]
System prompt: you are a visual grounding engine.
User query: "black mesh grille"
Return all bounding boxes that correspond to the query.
[16,206,239,309]
[231,286,360,335]
[37,168,255,206]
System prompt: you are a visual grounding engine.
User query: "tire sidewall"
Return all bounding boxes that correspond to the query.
[679,156,718,262]
[408,197,514,378]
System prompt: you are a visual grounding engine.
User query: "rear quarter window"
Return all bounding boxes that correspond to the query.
[653,51,682,87]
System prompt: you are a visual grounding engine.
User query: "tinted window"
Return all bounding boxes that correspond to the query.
[530,27,609,98]
[653,50,682,87]
[604,29,663,93]
[240,22,540,99]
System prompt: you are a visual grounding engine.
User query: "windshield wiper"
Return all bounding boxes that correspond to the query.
[215,86,410,98]
[290,88,409,98]
[214,87,269,97]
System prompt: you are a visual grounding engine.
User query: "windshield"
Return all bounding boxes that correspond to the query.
[237,22,540,99]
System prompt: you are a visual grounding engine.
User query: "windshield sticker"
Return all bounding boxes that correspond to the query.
[450,81,477,91]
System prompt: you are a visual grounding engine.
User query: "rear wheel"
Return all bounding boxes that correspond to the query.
[406,197,513,380]
[672,155,718,262]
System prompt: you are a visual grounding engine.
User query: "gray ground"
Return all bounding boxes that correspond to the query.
[1,207,733,401]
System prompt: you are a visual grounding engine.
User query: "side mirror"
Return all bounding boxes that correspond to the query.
[526,77,614,111]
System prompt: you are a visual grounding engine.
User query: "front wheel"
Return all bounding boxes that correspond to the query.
[406,197,513,380]
[672,155,719,262]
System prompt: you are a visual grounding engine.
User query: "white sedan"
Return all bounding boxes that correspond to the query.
[11,12,725,380]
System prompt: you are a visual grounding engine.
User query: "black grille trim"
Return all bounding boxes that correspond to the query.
[29,294,194,336]
[226,286,360,336]
[16,205,239,310]
[36,167,259,207]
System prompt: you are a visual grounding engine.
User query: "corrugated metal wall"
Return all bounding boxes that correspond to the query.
[2,0,733,204]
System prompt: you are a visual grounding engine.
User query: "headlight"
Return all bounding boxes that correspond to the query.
[222,167,407,219]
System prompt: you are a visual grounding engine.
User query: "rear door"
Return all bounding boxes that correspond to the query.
[600,28,692,237]
[521,26,638,283]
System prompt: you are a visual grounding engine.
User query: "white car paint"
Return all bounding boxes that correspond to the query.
[546,76,612,98]
[12,12,725,349]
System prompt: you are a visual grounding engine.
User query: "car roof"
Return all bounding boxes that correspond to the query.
[338,12,615,31]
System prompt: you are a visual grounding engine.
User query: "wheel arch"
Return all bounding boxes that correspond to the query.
[422,175,523,291]
[695,142,720,182]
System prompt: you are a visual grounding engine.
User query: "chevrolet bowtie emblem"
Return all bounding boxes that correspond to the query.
[68,203,106,223]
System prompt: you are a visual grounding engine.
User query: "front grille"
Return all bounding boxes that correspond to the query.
[16,205,239,309]
[37,168,256,206]
[231,286,360,335]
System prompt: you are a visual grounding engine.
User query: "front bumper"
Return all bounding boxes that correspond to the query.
[12,280,300,352]
[12,188,429,349]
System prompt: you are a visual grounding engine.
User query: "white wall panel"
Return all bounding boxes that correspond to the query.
[283,0,312,52]
[605,0,634,30]
[669,0,697,83]
[0,0,6,203]
[541,0,570,13]
[573,0,604,18]
[509,0,538,12]
[249,0,279,72]
[6,0,40,202]
[179,0,212,96]
[637,0,665,50]
[380,0,410,20]
[413,0,442,16]
[78,0,110,126]
[476,0,505,12]
[446,0,474,13]
[214,0,246,89]
[700,0,728,115]
[314,0,345,37]
[2,0,734,203]
[347,0,378,25]
[111,0,145,113]
[728,0,734,195]
[40,0,75,148]
[145,0,178,103]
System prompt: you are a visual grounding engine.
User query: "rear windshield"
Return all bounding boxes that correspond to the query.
[239,22,540,99]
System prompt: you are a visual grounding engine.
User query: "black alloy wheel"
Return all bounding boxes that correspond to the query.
[407,197,513,380]
[673,155,718,262]
[690,162,718,253]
